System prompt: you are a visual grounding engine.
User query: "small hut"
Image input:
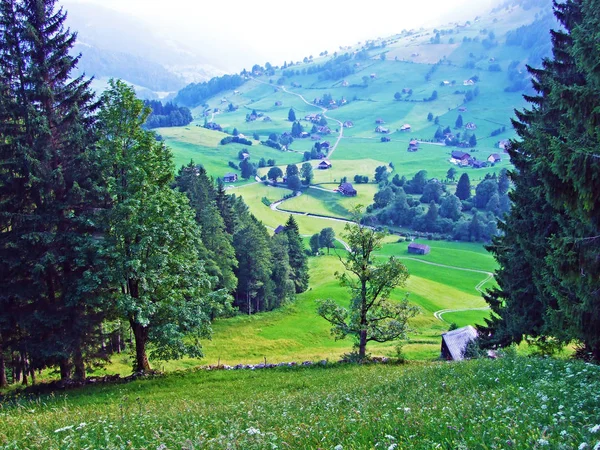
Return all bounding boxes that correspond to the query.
[441,325,479,361]
[408,243,430,255]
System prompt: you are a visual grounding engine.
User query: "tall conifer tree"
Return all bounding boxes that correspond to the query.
[0,0,107,380]
[483,0,600,360]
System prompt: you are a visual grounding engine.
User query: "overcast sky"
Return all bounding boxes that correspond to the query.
[63,0,498,70]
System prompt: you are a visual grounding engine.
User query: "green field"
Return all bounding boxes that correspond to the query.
[281,184,378,218]
[2,357,599,449]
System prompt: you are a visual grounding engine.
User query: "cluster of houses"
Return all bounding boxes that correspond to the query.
[450,150,502,168]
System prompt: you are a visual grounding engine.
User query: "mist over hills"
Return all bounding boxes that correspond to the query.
[62,0,557,102]
[62,2,226,99]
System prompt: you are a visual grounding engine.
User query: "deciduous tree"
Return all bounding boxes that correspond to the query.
[97,80,230,372]
[317,208,418,360]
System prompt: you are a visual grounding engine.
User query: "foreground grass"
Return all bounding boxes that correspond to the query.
[2,356,599,449]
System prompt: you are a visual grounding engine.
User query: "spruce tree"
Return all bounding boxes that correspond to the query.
[483,0,600,360]
[283,215,309,293]
[175,163,238,293]
[0,0,108,380]
[455,173,472,200]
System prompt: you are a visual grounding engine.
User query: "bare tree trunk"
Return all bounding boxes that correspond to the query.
[73,346,85,381]
[358,329,368,360]
[12,353,20,384]
[20,351,28,386]
[29,365,35,385]
[0,344,8,388]
[59,358,72,380]
[130,320,151,373]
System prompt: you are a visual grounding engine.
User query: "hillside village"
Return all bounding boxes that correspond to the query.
[2,0,600,448]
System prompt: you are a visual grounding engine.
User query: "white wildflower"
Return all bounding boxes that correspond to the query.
[334,445,343,450]
[246,427,261,436]
[388,444,398,450]
[593,442,600,450]
[537,438,549,446]
[579,443,588,450]
[590,425,600,434]
[76,423,87,430]
[54,425,74,433]
[560,430,568,437]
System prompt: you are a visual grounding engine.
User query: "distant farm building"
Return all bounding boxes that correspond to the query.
[274,225,285,235]
[465,122,477,130]
[400,124,412,132]
[320,141,331,149]
[318,160,332,170]
[463,79,475,86]
[458,106,467,112]
[450,150,471,166]
[338,182,357,196]
[317,126,331,134]
[343,121,354,128]
[381,136,391,142]
[488,153,502,163]
[408,243,430,255]
[223,173,238,183]
[375,126,390,134]
[407,139,419,152]
[471,160,486,169]
[341,80,349,87]
[441,326,478,361]
[274,101,283,106]
[376,118,386,124]
[498,139,510,150]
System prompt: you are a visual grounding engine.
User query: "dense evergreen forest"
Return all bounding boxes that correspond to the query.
[0,0,307,386]
[143,100,193,128]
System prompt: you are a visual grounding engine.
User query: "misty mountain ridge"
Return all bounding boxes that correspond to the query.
[62,1,226,99]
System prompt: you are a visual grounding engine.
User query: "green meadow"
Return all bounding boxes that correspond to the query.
[2,357,599,449]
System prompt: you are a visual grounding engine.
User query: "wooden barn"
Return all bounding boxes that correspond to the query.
[408,243,430,255]
[441,325,479,361]
[338,182,357,196]
[223,173,238,183]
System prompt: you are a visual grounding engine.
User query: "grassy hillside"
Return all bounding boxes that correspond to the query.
[2,356,599,449]
[52,0,557,376]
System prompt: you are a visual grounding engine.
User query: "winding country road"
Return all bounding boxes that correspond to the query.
[249,77,344,159]
[397,258,494,323]
[245,77,493,324]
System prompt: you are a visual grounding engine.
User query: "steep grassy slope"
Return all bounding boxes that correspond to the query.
[2,356,599,449]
